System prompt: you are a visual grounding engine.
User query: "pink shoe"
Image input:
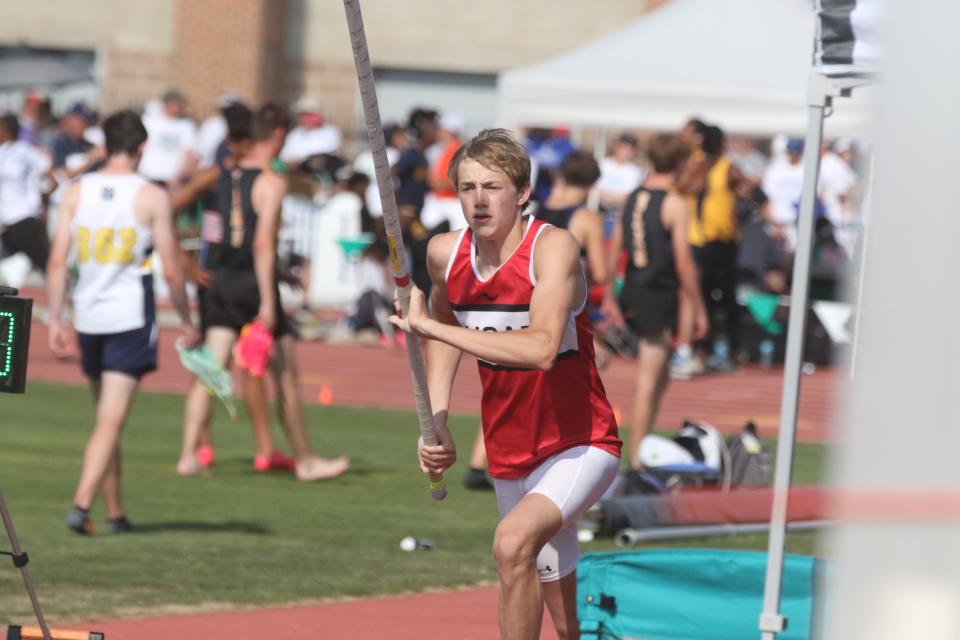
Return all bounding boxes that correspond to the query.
[197,445,216,468]
[253,451,296,473]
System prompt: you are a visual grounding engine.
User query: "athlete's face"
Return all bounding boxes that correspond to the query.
[456,158,530,240]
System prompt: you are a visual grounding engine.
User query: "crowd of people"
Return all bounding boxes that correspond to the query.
[0,91,862,453]
[0,86,864,639]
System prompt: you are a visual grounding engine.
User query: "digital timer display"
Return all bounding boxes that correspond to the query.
[0,294,31,394]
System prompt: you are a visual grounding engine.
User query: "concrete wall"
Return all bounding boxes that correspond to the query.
[285,0,652,138]
[0,0,175,110]
[287,0,651,71]
[0,0,656,121]
[0,0,173,53]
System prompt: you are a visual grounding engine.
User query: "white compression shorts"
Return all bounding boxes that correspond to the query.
[493,445,620,582]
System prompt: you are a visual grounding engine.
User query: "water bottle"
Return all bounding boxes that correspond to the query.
[758,339,775,369]
[713,337,730,364]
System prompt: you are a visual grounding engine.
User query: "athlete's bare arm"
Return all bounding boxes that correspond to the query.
[46,181,82,357]
[170,166,220,212]
[417,230,463,475]
[424,231,464,414]
[394,227,584,371]
[141,183,197,343]
[170,166,221,288]
[251,171,287,330]
[663,192,708,340]
[675,153,709,196]
[571,206,610,285]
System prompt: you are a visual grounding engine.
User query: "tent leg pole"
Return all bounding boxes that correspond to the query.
[758,72,830,640]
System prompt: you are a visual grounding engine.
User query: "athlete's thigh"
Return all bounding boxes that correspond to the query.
[528,446,620,524]
[497,491,565,552]
[205,326,238,366]
[94,371,140,426]
[493,477,564,553]
[271,334,298,374]
[636,330,672,377]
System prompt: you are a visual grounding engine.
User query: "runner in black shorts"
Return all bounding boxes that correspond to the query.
[607,133,708,468]
[177,102,348,482]
[78,277,159,380]
[202,151,291,337]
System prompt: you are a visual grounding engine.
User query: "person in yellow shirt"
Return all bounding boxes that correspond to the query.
[674,123,747,375]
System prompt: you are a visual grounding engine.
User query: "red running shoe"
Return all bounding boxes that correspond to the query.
[253,451,296,473]
[197,445,216,468]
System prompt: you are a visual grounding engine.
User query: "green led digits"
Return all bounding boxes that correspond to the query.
[0,293,30,393]
[0,310,13,378]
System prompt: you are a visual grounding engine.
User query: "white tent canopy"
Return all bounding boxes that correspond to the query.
[497,0,872,136]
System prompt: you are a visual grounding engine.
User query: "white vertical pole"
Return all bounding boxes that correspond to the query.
[759,72,829,640]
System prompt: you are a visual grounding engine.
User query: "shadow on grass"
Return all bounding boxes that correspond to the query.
[130,521,271,535]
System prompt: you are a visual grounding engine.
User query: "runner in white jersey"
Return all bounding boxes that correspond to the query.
[47,110,197,535]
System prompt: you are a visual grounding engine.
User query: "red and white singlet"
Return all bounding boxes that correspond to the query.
[444,217,622,479]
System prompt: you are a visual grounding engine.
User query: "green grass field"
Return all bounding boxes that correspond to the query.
[0,382,828,623]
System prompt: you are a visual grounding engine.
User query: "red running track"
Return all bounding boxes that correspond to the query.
[26,322,838,444]
[58,588,554,640]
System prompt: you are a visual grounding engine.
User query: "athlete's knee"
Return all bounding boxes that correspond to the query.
[492,521,539,576]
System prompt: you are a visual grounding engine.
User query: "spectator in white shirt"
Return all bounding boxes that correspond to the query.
[819,138,858,227]
[596,133,645,215]
[280,96,342,166]
[761,137,806,252]
[0,114,54,272]
[138,89,198,187]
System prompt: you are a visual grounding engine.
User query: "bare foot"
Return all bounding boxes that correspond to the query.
[295,455,350,482]
[176,456,202,477]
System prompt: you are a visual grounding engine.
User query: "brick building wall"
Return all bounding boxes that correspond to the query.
[172,0,289,119]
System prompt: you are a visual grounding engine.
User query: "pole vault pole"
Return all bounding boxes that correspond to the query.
[341,0,446,500]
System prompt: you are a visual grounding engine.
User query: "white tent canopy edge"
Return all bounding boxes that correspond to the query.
[497,0,874,137]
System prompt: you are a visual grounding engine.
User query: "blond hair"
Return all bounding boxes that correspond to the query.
[447,128,531,192]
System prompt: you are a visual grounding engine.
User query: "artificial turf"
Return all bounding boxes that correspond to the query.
[0,382,827,623]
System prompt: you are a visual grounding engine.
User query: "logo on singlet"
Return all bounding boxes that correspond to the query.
[478,292,499,302]
[469,324,529,333]
[102,187,114,201]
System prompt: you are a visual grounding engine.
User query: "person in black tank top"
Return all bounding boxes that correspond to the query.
[534,150,608,283]
[178,103,349,483]
[609,134,708,470]
[536,202,580,234]
[203,165,292,337]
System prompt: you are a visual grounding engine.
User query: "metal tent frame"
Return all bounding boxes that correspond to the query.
[758,70,875,639]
